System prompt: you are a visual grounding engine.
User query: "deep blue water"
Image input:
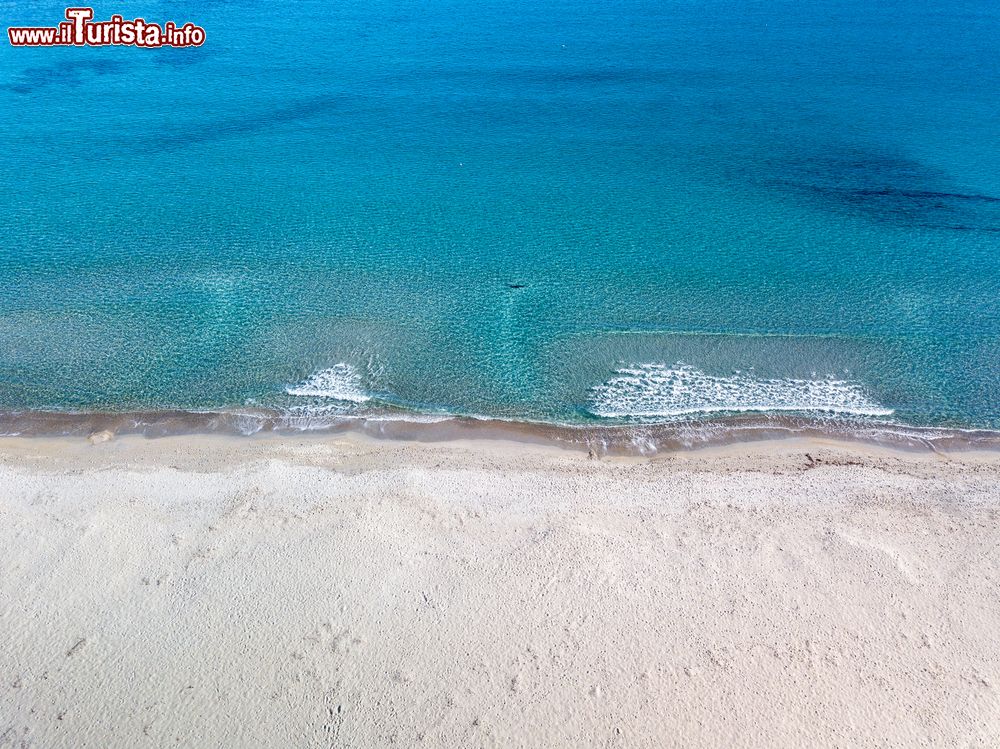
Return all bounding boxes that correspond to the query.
[2,0,999,430]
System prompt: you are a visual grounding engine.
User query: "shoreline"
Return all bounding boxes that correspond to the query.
[2,433,999,746]
[4,429,1000,476]
[3,406,1000,457]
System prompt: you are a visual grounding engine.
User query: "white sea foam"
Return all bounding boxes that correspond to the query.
[588,363,893,419]
[279,403,356,430]
[286,364,372,403]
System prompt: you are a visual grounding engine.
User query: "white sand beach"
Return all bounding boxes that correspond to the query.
[1,434,998,747]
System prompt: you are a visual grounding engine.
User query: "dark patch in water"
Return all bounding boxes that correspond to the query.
[851,188,1000,203]
[432,65,724,91]
[507,283,527,289]
[920,224,1000,233]
[3,59,126,94]
[140,94,347,150]
[759,146,1000,233]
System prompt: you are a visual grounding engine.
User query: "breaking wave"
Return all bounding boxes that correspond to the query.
[285,363,371,403]
[588,363,893,419]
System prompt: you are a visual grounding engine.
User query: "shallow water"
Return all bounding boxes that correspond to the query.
[2,0,999,434]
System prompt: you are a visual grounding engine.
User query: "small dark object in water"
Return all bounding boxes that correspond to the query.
[507,283,527,289]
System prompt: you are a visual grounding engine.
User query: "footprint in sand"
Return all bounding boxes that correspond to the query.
[309,621,363,655]
[65,638,87,658]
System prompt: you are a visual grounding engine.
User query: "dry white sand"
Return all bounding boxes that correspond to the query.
[1,434,998,748]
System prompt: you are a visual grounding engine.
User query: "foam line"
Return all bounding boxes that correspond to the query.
[286,364,372,403]
[588,363,893,418]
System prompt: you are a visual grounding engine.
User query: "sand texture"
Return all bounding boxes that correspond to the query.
[1,435,998,747]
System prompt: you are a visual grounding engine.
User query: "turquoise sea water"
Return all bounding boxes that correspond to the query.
[2,0,999,435]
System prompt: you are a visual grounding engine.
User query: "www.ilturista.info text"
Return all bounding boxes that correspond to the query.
[8,7,205,47]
